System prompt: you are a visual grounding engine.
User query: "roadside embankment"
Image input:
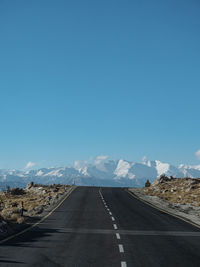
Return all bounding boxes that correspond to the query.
[0,183,74,238]
[129,177,200,227]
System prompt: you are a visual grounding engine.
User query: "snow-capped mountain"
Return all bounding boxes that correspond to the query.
[0,157,200,189]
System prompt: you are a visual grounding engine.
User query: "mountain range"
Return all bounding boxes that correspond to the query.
[1,158,200,189]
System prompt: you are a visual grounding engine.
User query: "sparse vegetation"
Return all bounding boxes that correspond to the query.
[140,177,200,206]
[7,187,25,195]
[0,183,70,226]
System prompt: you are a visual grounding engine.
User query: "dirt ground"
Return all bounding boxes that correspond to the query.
[0,183,70,225]
[141,177,200,206]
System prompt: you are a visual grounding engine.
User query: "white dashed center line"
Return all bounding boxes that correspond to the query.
[119,244,124,253]
[116,233,120,239]
[113,224,118,230]
[99,189,126,266]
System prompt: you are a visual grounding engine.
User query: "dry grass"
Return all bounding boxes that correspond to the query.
[0,184,69,224]
[139,178,200,206]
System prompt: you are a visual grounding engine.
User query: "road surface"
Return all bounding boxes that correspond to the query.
[0,187,200,266]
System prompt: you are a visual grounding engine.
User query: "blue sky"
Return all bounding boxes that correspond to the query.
[0,0,200,169]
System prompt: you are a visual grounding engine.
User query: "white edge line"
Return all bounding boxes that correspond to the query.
[0,186,76,244]
[127,189,200,230]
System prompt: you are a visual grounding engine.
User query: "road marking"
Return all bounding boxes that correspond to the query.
[111,216,115,221]
[113,224,118,230]
[116,233,121,239]
[121,262,127,267]
[119,244,124,253]
[0,186,76,245]
[109,212,112,215]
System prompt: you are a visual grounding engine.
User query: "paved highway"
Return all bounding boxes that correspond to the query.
[0,187,200,266]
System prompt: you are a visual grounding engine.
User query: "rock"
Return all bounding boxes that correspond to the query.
[170,189,176,193]
[53,187,59,192]
[26,182,34,190]
[152,175,174,186]
[162,189,168,194]
[9,188,25,195]
[185,188,191,192]
[11,202,18,207]
[33,206,43,214]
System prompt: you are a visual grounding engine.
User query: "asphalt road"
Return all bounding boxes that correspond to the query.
[0,186,200,267]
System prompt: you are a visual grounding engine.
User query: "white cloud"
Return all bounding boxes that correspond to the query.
[74,160,88,169]
[195,150,200,160]
[24,161,36,169]
[94,155,108,165]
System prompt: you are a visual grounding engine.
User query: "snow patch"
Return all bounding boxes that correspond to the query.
[155,160,170,176]
[44,169,63,177]
[114,160,131,177]
[36,170,44,176]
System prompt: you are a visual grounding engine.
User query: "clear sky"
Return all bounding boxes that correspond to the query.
[0,0,200,169]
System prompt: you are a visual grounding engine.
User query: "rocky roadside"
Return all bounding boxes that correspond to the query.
[129,177,200,227]
[0,183,74,240]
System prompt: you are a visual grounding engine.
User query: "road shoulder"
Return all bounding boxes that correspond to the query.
[128,188,200,229]
[0,186,76,243]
